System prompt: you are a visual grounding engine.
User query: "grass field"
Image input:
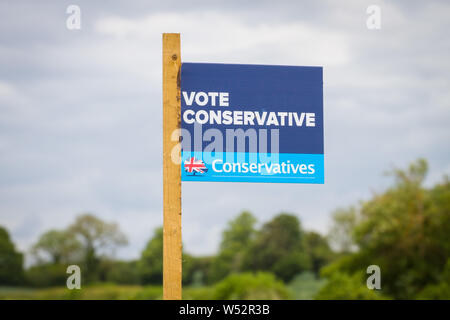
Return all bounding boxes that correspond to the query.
[0,285,217,300]
[0,272,326,300]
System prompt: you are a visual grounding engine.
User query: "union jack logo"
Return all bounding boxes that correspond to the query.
[184,157,208,175]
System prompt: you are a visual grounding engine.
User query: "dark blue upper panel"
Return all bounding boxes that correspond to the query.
[181,62,323,154]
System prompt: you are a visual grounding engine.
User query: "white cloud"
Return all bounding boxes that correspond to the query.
[95,12,351,67]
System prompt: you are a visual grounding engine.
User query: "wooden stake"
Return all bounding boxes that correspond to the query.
[162,33,182,300]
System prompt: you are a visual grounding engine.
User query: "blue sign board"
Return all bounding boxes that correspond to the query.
[180,62,324,184]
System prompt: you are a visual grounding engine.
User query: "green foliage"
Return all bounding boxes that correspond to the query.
[69,214,128,250]
[128,286,163,300]
[102,260,140,285]
[220,211,257,253]
[272,251,311,283]
[324,159,450,299]
[416,259,450,299]
[26,263,68,287]
[138,228,213,286]
[304,231,334,276]
[210,211,256,283]
[25,214,128,286]
[68,214,128,283]
[138,227,163,285]
[0,226,24,285]
[31,230,82,264]
[6,158,448,300]
[243,214,311,282]
[213,272,290,300]
[183,255,213,286]
[315,272,387,300]
[328,207,358,253]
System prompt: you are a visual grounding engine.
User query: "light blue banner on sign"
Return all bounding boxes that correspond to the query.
[181,151,324,184]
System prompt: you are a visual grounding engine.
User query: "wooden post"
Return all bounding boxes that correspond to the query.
[162,33,182,300]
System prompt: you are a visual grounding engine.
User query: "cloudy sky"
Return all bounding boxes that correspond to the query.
[1,0,449,262]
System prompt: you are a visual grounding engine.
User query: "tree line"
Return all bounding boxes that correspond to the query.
[0,210,333,288]
[1,159,449,299]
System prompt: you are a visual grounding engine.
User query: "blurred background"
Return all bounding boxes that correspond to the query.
[0,0,449,299]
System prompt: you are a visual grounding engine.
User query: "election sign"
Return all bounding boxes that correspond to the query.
[180,62,324,183]
[162,34,324,300]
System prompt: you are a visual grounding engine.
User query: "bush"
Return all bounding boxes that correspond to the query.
[272,252,311,283]
[315,272,388,300]
[213,272,289,300]
[0,226,25,285]
[104,261,140,285]
[26,264,68,287]
[416,259,450,300]
[324,161,450,299]
[417,283,450,300]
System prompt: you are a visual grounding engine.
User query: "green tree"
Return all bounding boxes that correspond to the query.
[304,231,334,276]
[323,159,450,299]
[315,272,387,300]
[210,211,257,282]
[103,260,140,284]
[139,226,202,285]
[183,255,213,286]
[416,258,450,299]
[243,213,311,282]
[0,226,24,285]
[68,214,127,282]
[26,264,68,287]
[138,227,163,284]
[31,229,82,264]
[328,207,358,253]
